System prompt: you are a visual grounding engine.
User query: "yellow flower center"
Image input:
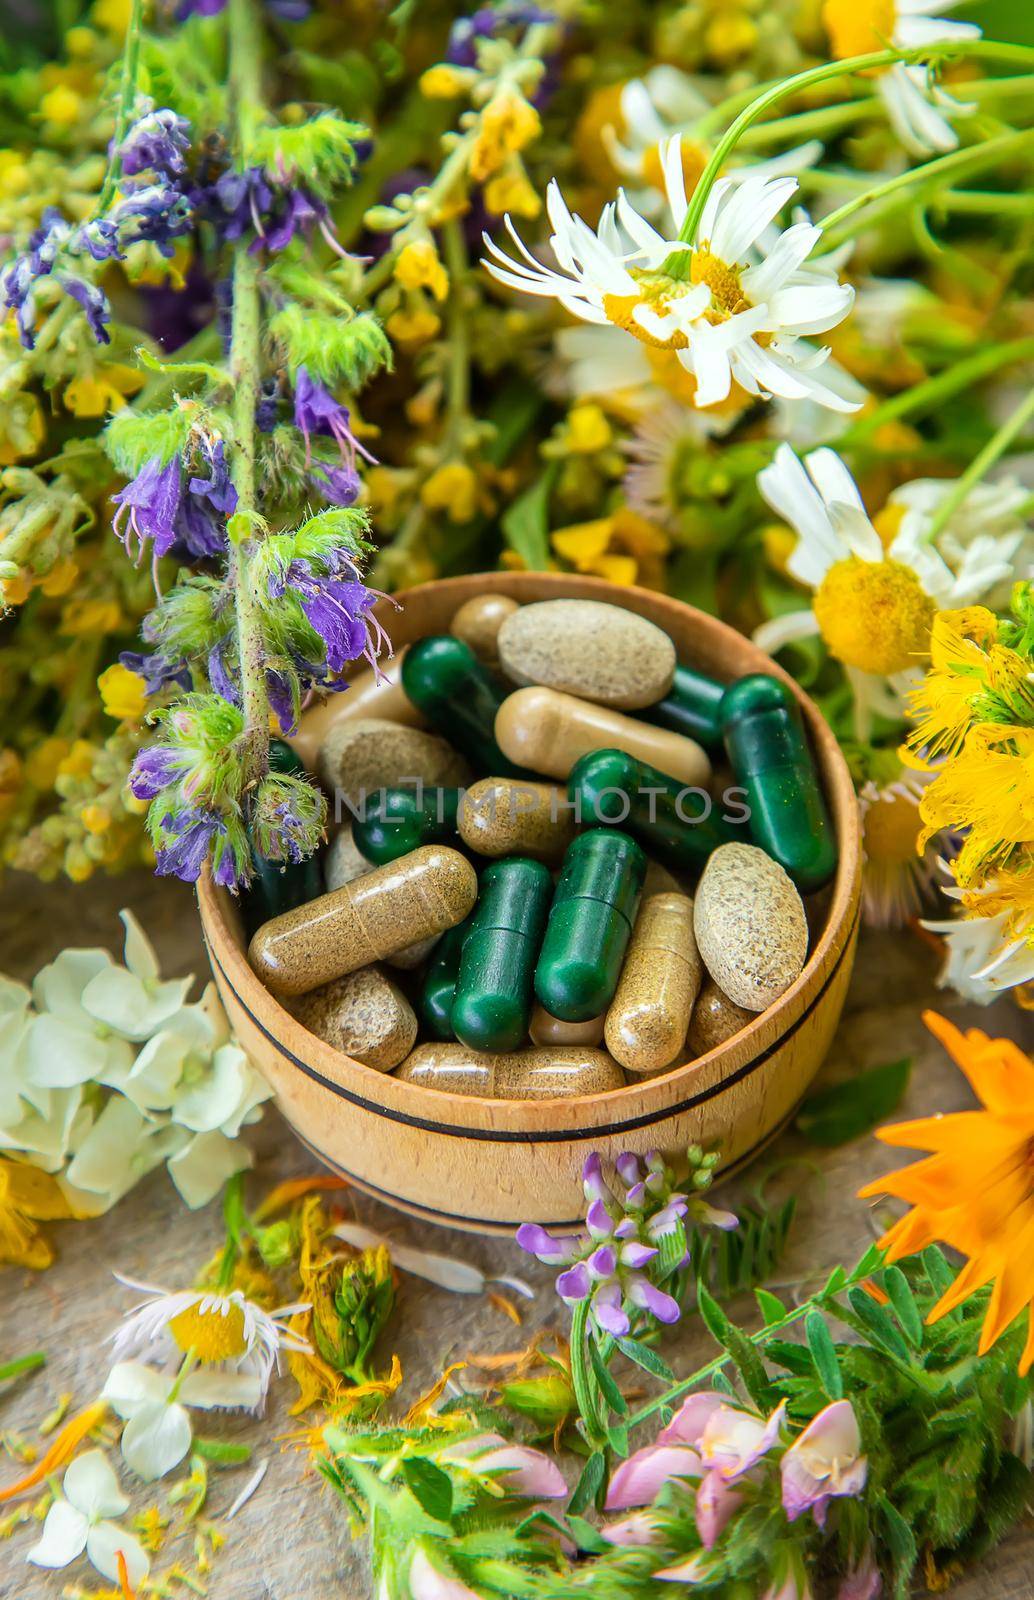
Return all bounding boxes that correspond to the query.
[602,250,751,351]
[690,248,749,318]
[863,792,922,865]
[872,501,907,550]
[822,0,897,61]
[813,556,935,675]
[168,1300,249,1363]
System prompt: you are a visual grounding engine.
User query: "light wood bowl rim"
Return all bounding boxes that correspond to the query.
[198,571,862,1137]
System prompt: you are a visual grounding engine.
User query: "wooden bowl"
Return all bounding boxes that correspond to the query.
[198,573,861,1235]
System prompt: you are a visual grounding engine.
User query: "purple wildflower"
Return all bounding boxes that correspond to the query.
[111,181,193,257]
[77,217,124,262]
[175,0,226,16]
[60,276,112,343]
[265,667,297,735]
[447,3,554,65]
[188,438,238,515]
[208,167,274,242]
[120,647,191,696]
[291,570,383,674]
[259,187,325,254]
[112,456,182,560]
[129,744,189,801]
[154,808,244,888]
[293,367,376,470]
[311,460,360,507]
[118,109,192,177]
[171,494,226,560]
[207,635,239,704]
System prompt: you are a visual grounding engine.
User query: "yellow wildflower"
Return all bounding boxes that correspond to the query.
[552,507,670,590]
[25,737,70,790]
[40,559,78,598]
[395,240,449,302]
[403,1362,468,1428]
[822,0,894,60]
[0,150,30,198]
[386,306,441,346]
[56,739,97,781]
[705,8,758,64]
[470,91,541,183]
[60,596,122,635]
[80,804,111,836]
[420,64,468,98]
[565,402,613,455]
[813,557,936,677]
[960,848,1034,946]
[421,462,479,524]
[64,364,144,417]
[92,0,133,35]
[917,724,1034,884]
[484,164,541,218]
[0,391,45,465]
[0,572,32,607]
[904,607,1032,766]
[98,662,147,722]
[39,84,82,128]
[65,25,98,57]
[0,1160,78,1271]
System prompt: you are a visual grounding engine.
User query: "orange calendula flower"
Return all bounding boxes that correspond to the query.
[859,1010,1034,1372]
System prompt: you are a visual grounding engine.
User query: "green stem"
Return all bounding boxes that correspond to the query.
[737,97,881,148]
[0,1352,46,1383]
[934,189,1034,214]
[98,0,145,211]
[667,40,1034,267]
[922,384,1034,543]
[817,129,1034,247]
[838,336,1034,447]
[442,218,470,443]
[226,0,269,787]
[569,1299,606,1446]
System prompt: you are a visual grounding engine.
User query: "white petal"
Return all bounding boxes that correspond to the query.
[179,1368,264,1411]
[753,610,822,655]
[765,282,855,336]
[86,1521,150,1586]
[64,1448,129,1520]
[32,950,112,1020]
[101,1361,171,1418]
[25,1015,115,1088]
[121,1401,193,1481]
[119,909,160,984]
[166,1129,253,1208]
[829,503,885,563]
[226,1460,268,1519]
[171,1045,249,1134]
[742,221,820,300]
[27,1501,89,1569]
[895,14,980,44]
[81,967,192,1042]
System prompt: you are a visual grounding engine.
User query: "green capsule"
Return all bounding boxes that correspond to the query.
[534,830,645,1022]
[568,748,744,872]
[642,664,727,748]
[720,674,837,893]
[420,913,474,1040]
[401,635,526,777]
[244,739,322,933]
[353,786,460,865]
[452,858,553,1052]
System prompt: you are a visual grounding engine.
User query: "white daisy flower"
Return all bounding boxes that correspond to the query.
[922,864,1034,1004]
[858,773,940,928]
[824,0,980,156]
[102,1359,263,1481]
[482,137,858,413]
[753,444,1025,735]
[27,1448,149,1588]
[110,1277,310,1407]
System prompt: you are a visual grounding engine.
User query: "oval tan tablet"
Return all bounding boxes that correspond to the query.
[686,978,754,1056]
[605,893,701,1074]
[288,650,426,769]
[495,685,710,786]
[497,599,676,709]
[395,1043,624,1098]
[249,845,478,998]
[318,717,471,811]
[693,843,808,1012]
[291,966,417,1071]
[457,778,576,864]
[450,594,520,667]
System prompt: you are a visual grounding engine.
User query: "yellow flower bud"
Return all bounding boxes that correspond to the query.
[394,240,449,303]
[66,26,98,57]
[566,403,613,454]
[420,462,479,524]
[420,64,468,99]
[40,84,82,127]
[704,10,759,64]
[470,91,541,182]
[25,738,70,790]
[386,307,441,346]
[0,150,30,198]
[484,166,541,219]
[57,740,98,781]
[80,803,111,835]
[98,662,147,722]
[92,0,134,36]
[64,844,95,883]
[40,559,78,598]
[0,572,32,607]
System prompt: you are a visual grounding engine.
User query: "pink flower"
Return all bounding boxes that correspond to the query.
[699,1399,786,1480]
[780,1400,868,1527]
[604,1443,702,1510]
[657,1391,727,1445]
[837,1551,881,1599]
[439,1433,566,1499]
[600,1510,663,1546]
[694,1467,744,1549]
[408,1546,481,1600]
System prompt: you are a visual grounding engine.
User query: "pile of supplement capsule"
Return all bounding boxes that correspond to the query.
[245,596,837,1099]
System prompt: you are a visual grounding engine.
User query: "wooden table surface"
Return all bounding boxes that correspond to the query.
[1,870,1031,1599]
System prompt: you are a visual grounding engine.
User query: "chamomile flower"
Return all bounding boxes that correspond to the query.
[754,445,1023,735]
[823,0,980,156]
[922,862,1034,1004]
[111,1277,310,1407]
[483,137,857,413]
[858,772,940,927]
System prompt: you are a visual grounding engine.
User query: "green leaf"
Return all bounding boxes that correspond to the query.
[880,1496,918,1597]
[401,1457,454,1523]
[192,1438,252,1464]
[755,1289,788,1326]
[805,1309,843,1399]
[500,464,557,571]
[606,1421,630,1457]
[796,1058,911,1146]
[568,1450,607,1515]
[615,1337,675,1383]
[853,1243,885,1280]
[922,1244,956,1298]
[697,1284,775,1412]
[103,406,194,475]
[564,1514,610,1554]
[846,1286,913,1363]
[883,1265,924,1348]
[588,1338,628,1418]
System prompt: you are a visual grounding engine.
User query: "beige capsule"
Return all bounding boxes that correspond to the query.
[318,716,471,812]
[325,826,440,971]
[604,893,702,1074]
[686,978,754,1056]
[457,777,576,864]
[395,1043,624,1099]
[495,686,711,786]
[529,1003,605,1048]
[290,966,417,1072]
[249,845,478,998]
[287,650,426,769]
[450,593,520,668]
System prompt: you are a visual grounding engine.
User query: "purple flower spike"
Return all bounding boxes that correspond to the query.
[189,438,238,514]
[515,1223,580,1264]
[293,366,376,471]
[627,1279,680,1324]
[119,109,192,177]
[311,460,360,507]
[113,456,182,561]
[129,745,186,801]
[591,1283,629,1337]
[61,275,112,343]
[585,1198,612,1239]
[615,1153,641,1187]
[556,1262,591,1303]
[587,1244,617,1279]
[581,1152,609,1204]
[619,1241,658,1270]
